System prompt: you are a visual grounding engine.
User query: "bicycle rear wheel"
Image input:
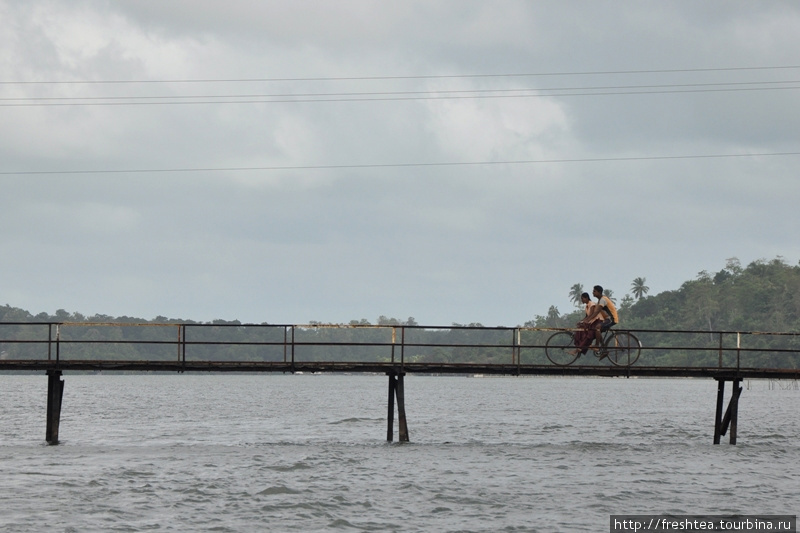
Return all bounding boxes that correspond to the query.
[606,331,641,367]
[545,332,580,366]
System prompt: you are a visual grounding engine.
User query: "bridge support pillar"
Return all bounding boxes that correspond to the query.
[386,372,409,442]
[713,378,742,445]
[46,370,64,445]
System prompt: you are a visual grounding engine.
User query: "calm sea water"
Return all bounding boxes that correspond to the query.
[1,374,798,532]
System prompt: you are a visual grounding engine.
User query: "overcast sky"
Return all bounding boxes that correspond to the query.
[2,1,799,326]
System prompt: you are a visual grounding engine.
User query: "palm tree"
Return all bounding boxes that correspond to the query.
[568,283,584,307]
[546,305,562,327]
[631,277,650,300]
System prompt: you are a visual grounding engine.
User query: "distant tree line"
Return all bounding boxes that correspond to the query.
[533,257,800,367]
[1,256,798,368]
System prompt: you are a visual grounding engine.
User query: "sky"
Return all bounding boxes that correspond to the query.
[2,1,800,326]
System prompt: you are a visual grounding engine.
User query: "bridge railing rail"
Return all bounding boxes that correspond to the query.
[1,321,799,371]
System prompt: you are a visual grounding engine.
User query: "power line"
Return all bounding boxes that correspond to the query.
[3,85,799,108]
[3,79,800,107]
[3,152,798,176]
[2,65,800,85]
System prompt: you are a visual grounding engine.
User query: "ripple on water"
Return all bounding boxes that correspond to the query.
[1,375,799,532]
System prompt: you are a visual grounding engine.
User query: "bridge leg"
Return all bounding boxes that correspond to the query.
[713,379,725,444]
[46,370,64,445]
[714,378,743,445]
[396,373,409,442]
[729,381,740,445]
[386,372,410,443]
[387,372,396,442]
[722,379,742,445]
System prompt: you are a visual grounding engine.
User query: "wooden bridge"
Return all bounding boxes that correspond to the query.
[1,321,798,446]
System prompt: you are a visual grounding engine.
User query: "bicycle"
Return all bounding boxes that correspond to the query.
[545,326,641,367]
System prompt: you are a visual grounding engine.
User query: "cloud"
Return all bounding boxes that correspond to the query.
[2,0,799,325]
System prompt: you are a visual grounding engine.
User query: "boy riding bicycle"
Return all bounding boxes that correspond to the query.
[579,285,618,359]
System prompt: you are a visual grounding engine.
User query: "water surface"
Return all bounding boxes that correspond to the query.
[1,374,797,531]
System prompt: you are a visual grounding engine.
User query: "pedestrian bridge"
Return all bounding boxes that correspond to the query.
[1,321,798,446]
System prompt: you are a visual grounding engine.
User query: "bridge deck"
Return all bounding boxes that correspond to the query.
[2,359,799,380]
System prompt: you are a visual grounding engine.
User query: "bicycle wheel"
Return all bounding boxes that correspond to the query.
[606,331,641,367]
[545,332,580,366]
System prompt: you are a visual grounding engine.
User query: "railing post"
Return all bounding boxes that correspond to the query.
[400,326,406,370]
[291,326,295,369]
[736,332,741,369]
[283,326,288,363]
[176,325,181,368]
[510,328,516,365]
[180,325,187,370]
[391,326,396,364]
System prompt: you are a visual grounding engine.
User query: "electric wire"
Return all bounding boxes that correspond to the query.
[2,79,800,107]
[3,152,799,176]
[2,65,800,85]
[2,66,797,176]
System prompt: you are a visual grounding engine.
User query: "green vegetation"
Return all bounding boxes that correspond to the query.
[1,257,798,368]
[537,257,800,368]
[522,257,799,329]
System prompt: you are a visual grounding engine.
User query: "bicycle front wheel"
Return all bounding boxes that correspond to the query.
[606,331,641,367]
[545,332,580,366]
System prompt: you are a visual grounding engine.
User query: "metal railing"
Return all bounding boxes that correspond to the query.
[1,322,799,373]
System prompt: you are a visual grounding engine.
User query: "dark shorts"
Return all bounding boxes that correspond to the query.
[599,319,616,332]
